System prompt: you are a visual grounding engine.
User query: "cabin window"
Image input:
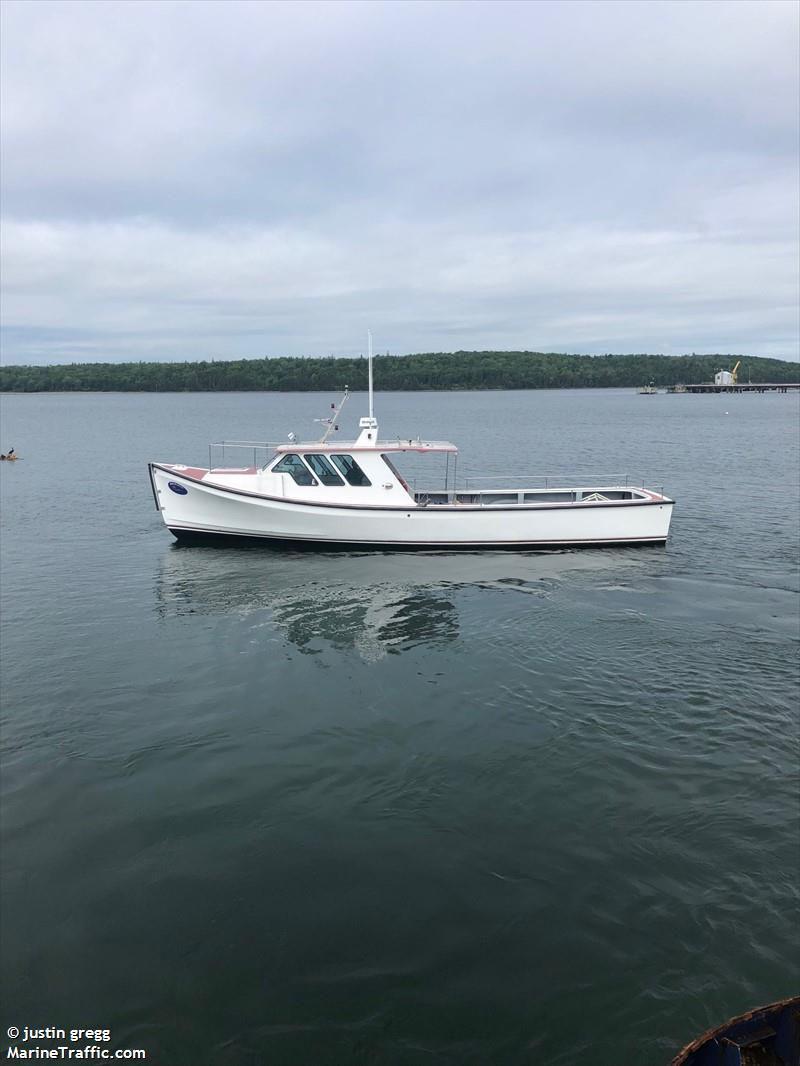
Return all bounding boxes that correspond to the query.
[330,454,371,486]
[272,453,316,486]
[303,453,344,486]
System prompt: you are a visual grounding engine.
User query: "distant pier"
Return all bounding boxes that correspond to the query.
[666,382,800,394]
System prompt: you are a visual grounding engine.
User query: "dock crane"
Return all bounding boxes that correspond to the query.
[714,360,742,388]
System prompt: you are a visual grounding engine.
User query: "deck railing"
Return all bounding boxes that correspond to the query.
[209,440,285,468]
[409,474,666,501]
[463,473,640,489]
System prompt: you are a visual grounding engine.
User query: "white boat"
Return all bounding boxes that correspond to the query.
[148,340,674,550]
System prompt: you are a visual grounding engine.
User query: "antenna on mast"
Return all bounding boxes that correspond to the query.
[315,387,349,443]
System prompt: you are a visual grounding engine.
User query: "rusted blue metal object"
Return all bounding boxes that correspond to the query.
[671,995,800,1066]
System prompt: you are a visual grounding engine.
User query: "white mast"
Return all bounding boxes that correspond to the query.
[357,329,378,443]
[368,329,374,420]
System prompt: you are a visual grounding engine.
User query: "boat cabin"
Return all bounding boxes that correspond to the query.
[254,418,457,507]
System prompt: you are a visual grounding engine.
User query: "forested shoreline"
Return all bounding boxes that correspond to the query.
[1,351,797,392]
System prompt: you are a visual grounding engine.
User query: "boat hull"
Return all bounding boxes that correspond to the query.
[670,994,800,1066]
[150,464,673,549]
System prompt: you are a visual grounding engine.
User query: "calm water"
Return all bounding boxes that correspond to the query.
[1,389,798,1066]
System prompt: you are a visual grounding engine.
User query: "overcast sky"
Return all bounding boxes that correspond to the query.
[1,0,798,365]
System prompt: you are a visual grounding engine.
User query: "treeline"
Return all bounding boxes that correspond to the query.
[1,351,797,392]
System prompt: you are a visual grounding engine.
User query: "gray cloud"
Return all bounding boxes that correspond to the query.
[1,0,798,363]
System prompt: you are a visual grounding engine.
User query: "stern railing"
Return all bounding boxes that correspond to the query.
[408,473,666,502]
[462,474,663,492]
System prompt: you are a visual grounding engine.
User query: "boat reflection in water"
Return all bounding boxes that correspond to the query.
[154,544,636,661]
[155,545,467,660]
[255,578,459,660]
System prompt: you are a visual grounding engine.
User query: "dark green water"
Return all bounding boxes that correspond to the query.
[1,389,798,1065]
